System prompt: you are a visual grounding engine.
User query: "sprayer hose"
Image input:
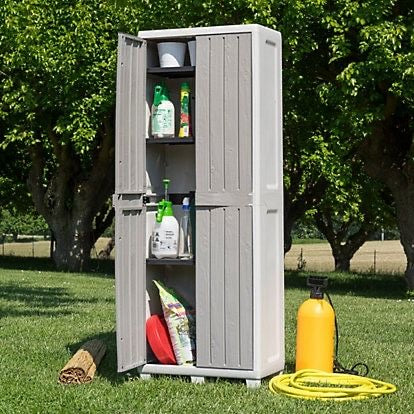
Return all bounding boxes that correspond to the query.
[269,369,396,401]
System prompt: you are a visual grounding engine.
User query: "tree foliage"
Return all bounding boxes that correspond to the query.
[0,208,49,241]
[1,0,413,279]
[0,0,141,270]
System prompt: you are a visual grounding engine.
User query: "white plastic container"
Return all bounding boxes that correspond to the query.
[157,42,186,67]
[188,41,196,66]
[151,99,175,137]
[151,216,179,258]
[151,84,175,138]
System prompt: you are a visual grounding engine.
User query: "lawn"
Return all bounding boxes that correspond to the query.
[0,256,412,413]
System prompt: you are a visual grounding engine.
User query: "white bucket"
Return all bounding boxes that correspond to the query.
[188,41,196,66]
[157,42,186,67]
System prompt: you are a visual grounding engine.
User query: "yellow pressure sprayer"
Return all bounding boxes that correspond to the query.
[269,276,397,400]
[296,276,335,372]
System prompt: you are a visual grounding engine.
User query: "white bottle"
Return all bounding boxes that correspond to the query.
[151,84,175,138]
[151,200,179,259]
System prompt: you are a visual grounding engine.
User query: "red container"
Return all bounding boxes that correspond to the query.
[146,314,176,365]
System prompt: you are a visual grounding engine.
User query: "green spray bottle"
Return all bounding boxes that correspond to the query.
[151,179,179,258]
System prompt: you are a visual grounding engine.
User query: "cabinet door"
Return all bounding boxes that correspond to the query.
[115,196,147,372]
[196,206,253,369]
[195,34,253,370]
[115,33,147,194]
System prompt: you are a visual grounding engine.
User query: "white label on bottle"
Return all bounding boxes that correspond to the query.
[152,107,173,134]
[152,229,177,252]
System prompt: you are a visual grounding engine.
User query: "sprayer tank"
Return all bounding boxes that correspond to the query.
[295,298,335,372]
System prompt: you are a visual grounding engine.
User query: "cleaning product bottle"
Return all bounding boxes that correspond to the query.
[178,82,191,138]
[151,84,175,138]
[151,179,179,258]
[295,276,335,372]
[178,197,193,259]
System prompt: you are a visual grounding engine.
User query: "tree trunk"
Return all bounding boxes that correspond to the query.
[51,217,95,272]
[315,211,373,273]
[284,215,295,254]
[394,192,414,290]
[50,230,56,259]
[284,177,328,254]
[333,252,351,272]
[27,116,115,272]
[360,112,414,290]
[332,251,352,272]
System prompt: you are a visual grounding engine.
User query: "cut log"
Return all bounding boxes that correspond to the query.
[98,236,115,259]
[59,339,106,384]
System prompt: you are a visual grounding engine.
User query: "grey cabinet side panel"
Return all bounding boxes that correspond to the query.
[196,34,252,198]
[115,205,146,372]
[196,206,253,369]
[115,34,146,194]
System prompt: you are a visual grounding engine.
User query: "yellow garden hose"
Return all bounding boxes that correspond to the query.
[269,369,397,401]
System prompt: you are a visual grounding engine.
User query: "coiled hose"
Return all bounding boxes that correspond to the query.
[269,369,397,401]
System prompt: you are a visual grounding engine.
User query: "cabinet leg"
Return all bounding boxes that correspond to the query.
[140,373,152,381]
[191,376,205,384]
[246,379,261,389]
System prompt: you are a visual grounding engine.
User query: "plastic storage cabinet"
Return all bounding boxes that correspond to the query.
[113,24,284,387]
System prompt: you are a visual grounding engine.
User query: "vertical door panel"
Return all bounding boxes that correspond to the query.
[115,204,146,372]
[195,34,253,370]
[196,206,253,369]
[196,34,252,198]
[116,33,146,194]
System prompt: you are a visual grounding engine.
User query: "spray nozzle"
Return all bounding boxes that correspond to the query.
[163,178,170,201]
[307,276,328,299]
[153,83,170,106]
[156,179,173,222]
[156,199,173,222]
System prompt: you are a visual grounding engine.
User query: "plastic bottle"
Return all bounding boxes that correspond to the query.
[178,197,193,259]
[295,276,335,372]
[178,82,191,138]
[151,84,174,138]
[151,179,179,259]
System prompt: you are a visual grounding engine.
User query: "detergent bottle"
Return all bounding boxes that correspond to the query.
[295,276,335,372]
[151,83,174,138]
[151,179,179,258]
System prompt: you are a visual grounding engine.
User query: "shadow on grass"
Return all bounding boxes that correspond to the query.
[0,255,114,278]
[0,282,106,318]
[285,270,407,299]
[68,331,128,385]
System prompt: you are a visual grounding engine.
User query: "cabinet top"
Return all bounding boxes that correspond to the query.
[138,24,280,40]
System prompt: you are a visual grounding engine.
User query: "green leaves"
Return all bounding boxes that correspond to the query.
[0,0,139,154]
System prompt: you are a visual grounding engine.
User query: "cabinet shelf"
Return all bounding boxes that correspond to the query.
[146,258,195,266]
[146,137,195,145]
[147,66,195,78]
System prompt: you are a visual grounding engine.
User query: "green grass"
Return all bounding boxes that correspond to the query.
[0,257,412,413]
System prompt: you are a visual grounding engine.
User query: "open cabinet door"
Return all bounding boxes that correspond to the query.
[114,33,147,372]
[114,200,147,372]
[195,34,254,370]
[115,33,146,194]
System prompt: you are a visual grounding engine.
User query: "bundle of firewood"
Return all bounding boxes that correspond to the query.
[59,339,106,384]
